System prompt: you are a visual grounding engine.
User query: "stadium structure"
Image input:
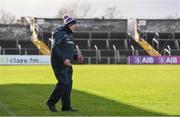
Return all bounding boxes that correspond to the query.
[0,17,180,64]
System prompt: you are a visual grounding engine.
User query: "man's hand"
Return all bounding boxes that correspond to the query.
[63,59,72,67]
[77,55,83,63]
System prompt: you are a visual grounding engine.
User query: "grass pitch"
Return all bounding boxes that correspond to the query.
[0,65,180,116]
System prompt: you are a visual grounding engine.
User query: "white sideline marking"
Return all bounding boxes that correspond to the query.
[0,99,16,116]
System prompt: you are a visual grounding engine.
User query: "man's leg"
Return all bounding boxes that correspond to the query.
[61,67,77,111]
[47,64,67,112]
[47,82,64,106]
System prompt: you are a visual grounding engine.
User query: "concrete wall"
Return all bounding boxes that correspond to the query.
[0,24,31,40]
[137,19,180,33]
[35,18,128,32]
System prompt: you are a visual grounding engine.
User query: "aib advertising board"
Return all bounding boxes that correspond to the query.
[129,56,180,64]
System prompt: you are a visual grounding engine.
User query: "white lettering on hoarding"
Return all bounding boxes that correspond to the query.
[29,58,39,63]
[0,55,50,65]
[141,57,154,64]
[130,56,180,64]
[165,57,177,63]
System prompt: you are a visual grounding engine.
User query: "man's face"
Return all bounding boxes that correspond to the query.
[69,24,77,32]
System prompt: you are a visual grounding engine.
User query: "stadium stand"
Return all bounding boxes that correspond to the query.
[1,18,180,64]
[137,19,180,56]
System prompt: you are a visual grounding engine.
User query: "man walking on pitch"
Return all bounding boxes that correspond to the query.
[47,15,83,112]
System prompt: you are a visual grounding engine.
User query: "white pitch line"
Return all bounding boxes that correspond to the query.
[0,99,16,116]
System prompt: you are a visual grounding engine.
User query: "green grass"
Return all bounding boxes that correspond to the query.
[0,65,180,116]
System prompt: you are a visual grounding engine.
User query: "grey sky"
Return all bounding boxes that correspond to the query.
[0,0,179,19]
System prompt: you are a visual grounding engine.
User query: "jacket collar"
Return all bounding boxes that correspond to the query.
[63,26,73,34]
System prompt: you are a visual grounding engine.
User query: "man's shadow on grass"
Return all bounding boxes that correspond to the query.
[0,84,168,116]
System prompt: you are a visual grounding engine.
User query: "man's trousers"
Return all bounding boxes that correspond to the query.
[47,56,73,109]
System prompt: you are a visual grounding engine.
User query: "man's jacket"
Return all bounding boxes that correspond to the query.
[51,26,77,64]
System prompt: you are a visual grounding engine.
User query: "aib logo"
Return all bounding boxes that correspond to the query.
[0,57,9,64]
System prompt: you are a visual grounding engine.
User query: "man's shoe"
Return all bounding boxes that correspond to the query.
[47,103,57,112]
[61,107,78,112]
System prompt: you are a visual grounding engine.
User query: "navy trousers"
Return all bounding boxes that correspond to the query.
[47,55,73,109]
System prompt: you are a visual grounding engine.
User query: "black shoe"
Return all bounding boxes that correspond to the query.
[47,103,57,112]
[61,107,78,112]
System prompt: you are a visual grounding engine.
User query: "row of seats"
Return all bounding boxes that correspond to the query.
[0,48,39,55]
[74,32,180,40]
[1,48,180,56]
[75,39,126,50]
[0,40,36,49]
[0,48,147,56]
[142,32,180,40]
[73,32,127,39]
[1,38,179,56]
[0,39,130,50]
[42,32,128,40]
[146,39,179,50]
[42,32,143,50]
[44,38,180,51]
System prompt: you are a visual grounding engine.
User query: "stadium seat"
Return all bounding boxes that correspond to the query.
[159,40,177,50]
[74,40,89,49]
[19,40,37,49]
[119,50,132,56]
[81,50,96,57]
[175,33,180,40]
[138,50,149,56]
[128,40,143,50]
[90,40,107,49]
[100,50,114,57]
[109,57,127,64]
[91,32,108,39]
[99,57,109,64]
[158,33,171,39]
[171,50,180,55]
[0,40,17,48]
[146,32,155,40]
[110,32,127,39]
[4,48,19,55]
[74,32,90,39]
[27,49,40,55]
[109,40,125,50]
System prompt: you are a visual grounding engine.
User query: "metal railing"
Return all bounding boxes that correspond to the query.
[152,38,159,51]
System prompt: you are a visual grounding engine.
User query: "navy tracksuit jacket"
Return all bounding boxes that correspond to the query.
[47,26,78,109]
